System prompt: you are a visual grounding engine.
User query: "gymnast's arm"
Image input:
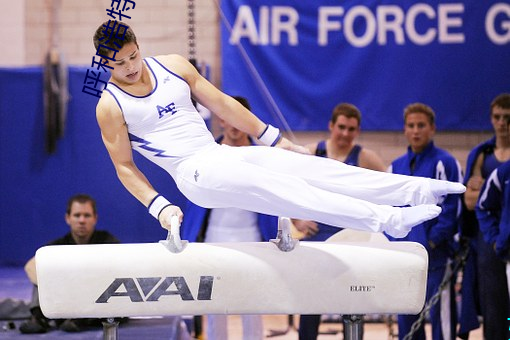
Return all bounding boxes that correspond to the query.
[96,93,183,229]
[358,148,387,172]
[159,54,309,153]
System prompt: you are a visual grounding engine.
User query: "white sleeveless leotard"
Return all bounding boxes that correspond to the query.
[105,57,216,178]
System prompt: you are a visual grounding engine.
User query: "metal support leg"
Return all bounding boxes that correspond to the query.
[343,314,363,340]
[102,318,119,340]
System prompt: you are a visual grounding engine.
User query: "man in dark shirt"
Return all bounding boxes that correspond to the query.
[19,194,119,334]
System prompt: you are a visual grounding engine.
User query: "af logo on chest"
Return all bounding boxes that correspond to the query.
[156,102,177,118]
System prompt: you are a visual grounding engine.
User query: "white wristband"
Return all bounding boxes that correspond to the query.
[258,124,282,146]
[148,195,172,220]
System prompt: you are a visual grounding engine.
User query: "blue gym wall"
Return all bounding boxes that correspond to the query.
[0,67,187,265]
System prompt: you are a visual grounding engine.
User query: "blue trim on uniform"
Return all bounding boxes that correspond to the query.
[106,59,159,98]
[128,133,176,158]
[257,124,269,139]
[103,88,124,114]
[270,132,282,146]
[149,57,187,83]
[147,194,162,211]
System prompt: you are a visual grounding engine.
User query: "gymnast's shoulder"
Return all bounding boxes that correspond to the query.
[96,90,123,126]
[151,54,201,81]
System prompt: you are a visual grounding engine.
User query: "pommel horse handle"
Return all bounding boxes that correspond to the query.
[270,217,299,252]
[159,215,188,253]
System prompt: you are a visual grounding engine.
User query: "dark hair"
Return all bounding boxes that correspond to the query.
[403,103,435,125]
[233,96,251,111]
[491,93,510,113]
[93,20,138,58]
[66,194,97,215]
[331,103,361,126]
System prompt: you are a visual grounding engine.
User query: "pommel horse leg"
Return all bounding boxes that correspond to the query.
[343,314,363,340]
[102,318,119,340]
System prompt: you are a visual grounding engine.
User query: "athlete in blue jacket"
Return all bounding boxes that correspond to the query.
[456,137,495,338]
[477,160,510,259]
[460,93,510,340]
[388,103,462,340]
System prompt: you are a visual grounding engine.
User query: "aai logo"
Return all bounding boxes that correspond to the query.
[96,276,214,303]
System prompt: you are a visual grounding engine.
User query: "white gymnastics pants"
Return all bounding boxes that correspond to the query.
[175,144,436,234]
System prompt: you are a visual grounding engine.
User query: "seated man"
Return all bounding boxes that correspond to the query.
[19,194,120,334]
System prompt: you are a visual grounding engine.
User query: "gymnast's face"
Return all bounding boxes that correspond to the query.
[108,42,143,85]
[220,119,251,146]
[404,112,435,154]
[329,115,360,148]
[491,105,510,138]
[65,201,98,244]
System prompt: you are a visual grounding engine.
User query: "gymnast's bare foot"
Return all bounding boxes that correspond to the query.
[385,204,442,238]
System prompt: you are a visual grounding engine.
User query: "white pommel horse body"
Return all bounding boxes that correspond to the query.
[36,218,428,340]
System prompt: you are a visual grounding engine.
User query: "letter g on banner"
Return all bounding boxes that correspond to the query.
[486,3,510,44]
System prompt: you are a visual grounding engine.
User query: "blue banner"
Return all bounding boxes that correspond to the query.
[221,1,510,131]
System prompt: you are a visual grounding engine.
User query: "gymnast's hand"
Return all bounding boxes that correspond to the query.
[158,204,184,231]
[292,219,319,237]
[276,137,311,155]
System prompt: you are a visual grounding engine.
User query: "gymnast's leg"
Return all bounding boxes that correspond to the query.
[227,145,465,206]
[177,153,441,238]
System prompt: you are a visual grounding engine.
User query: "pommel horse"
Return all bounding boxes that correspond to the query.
[36,217,428,339]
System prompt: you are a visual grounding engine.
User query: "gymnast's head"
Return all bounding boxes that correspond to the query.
[490,93,510,136]
[328,103,362,146]
[93,20,142,84]
[93,20,138,59]
[330,103,362,127]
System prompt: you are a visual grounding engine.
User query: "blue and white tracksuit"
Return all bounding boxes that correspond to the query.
[475,160,510,340]
[388,141,462,340]
[460,137,510,340]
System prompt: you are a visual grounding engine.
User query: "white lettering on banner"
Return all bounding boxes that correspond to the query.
[230,5,299,45]
[343,6,377,47]
[377,5,405,45]
[229,3,505,47]
[485,3,510,45]
[405,4,436,45]
[318,7,344,46]
[438,3,465,43]
[319,4,464,47]
[230,6,258,44]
